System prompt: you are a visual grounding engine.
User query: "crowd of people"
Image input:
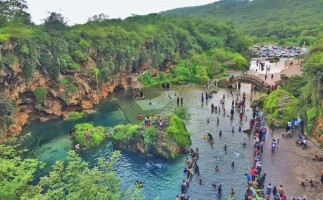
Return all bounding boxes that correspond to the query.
[176,90,252,200]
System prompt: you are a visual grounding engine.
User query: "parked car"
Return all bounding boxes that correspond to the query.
[281,52,289,57]
[275,53,282,57]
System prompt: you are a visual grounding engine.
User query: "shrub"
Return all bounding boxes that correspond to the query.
[33,86,47,103]
[74,123,105,147]
[66,111,86,121]
[306,107,318,133]
[72,50,88,62]
[143,127,158,150]
[264,89,299,127]
[174,107,191,120]
[112,124,140,142]
[166,114,191,148]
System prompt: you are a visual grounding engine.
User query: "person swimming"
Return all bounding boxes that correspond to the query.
[215,165,219,172]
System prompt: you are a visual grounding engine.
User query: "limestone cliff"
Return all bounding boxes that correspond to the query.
[0,56,128,142]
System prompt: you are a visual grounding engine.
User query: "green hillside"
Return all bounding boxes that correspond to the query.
[162,0,323,45]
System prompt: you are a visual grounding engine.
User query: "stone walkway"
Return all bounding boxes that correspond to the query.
[262,128,323,200]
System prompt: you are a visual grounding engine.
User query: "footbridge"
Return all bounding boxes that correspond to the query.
[229,74,270,89]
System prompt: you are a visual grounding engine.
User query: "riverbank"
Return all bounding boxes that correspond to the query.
[262,128,323,200]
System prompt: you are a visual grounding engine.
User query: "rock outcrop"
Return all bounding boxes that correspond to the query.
[109,114,191,160]
[0,55,129,142]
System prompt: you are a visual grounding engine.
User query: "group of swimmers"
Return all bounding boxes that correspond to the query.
[135,180,144,188]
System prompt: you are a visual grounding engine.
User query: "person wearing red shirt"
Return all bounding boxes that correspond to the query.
[251,167,258,181]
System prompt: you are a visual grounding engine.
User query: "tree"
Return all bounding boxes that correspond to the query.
[23,151,128,199]
[88,13,109,22]
[0,0,31,25]
[43,12,67,32]
[33,86,47,104]
[0,96,15,136]
[0,144,43,200]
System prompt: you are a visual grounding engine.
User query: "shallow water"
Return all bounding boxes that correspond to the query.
[19,84,256,199]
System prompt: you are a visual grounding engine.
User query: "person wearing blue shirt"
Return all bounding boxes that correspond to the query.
[245,173,251,183]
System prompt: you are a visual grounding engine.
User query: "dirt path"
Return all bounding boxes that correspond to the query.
[262,128,323,199]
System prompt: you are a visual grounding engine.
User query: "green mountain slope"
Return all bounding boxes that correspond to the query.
[162,0,323,44]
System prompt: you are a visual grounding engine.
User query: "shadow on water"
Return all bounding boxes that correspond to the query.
[18,84,258,199]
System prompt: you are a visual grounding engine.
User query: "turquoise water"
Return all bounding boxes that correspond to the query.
[19,84,256,199]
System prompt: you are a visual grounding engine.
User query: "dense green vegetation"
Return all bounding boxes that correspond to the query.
[0,96,15,136]
[0,0,249,84]
[111,124,141,143]
[74,123,106,148]
[65,111,86,120]
[162,0,323,45]
[284,38,323,136]
[166,114,191,148]
[263,89,299,127]
[33,86,47,104]
[0,143,141,199]
[138,48,247,86]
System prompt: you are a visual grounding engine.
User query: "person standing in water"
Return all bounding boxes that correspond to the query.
[219,130,222,137]
[231,161,235,169]
[177,97,180,106]
[218,184,222,195]
[217,117,219,125]
[180,97,183,106]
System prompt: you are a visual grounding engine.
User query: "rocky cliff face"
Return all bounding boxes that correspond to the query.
[112,133,185,160]
[0,58,128,142]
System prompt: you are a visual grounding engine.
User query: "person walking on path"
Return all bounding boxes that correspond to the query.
[251,167,257,181]
[271,139,277,154]
[266,183,272,196]
[278,185,284,197]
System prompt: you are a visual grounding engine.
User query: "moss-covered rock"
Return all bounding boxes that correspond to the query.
[65,111,86,121]
[109,114,191,160]
[73,123,105,148]
[263,89,299,128]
